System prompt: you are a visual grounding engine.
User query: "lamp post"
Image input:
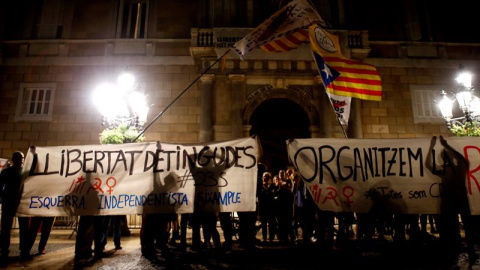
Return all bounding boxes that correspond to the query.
[91,71,149,238]
[92,71,149,143]
[437,69,480,136]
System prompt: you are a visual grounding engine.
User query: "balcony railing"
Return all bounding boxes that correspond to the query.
[189,28,480,61]
[2,30,478,61]
[191,28,369,50]
[191,28,215,47]
[190,27,371,60]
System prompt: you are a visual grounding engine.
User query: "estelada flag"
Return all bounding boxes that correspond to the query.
[231,0,325,59]
[309,24,382,101]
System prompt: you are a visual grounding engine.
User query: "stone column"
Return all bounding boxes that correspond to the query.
[243,125,252,138]
[247,0,254,25]
[309,125,321,138]
[199,74,215,143]
[314,76,334,137]
[347,98,363,138]
[229,74,245,138]
[337,0,346,26]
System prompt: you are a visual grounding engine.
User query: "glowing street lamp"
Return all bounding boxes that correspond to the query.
[437,69,480,136]
[92,72,149,130]
[91,71,148,234]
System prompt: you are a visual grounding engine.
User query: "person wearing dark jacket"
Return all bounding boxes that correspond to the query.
[0,151,27,265]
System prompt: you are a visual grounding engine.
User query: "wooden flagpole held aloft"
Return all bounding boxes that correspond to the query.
[133,49,232,142]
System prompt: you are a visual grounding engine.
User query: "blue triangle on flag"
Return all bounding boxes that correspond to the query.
[312,51,340,87]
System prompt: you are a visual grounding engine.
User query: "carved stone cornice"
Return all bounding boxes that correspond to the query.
[200,74,215,83]
[228,74,245,83]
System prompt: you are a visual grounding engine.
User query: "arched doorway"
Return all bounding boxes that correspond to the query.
[249,98,311,174]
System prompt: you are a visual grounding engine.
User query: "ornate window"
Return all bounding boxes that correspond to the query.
[410,85,444,123]
[15,83,56,122]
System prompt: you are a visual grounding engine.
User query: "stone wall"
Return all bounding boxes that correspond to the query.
[0,61,201,158]
[1,38,480,159]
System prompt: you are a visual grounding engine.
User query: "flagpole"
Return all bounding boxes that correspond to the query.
[133,49,232,142]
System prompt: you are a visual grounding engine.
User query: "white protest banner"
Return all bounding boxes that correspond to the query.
[18,136,260,216]
[287,137,480,215]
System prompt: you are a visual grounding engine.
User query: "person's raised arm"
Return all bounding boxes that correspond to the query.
[439,136,468,166]
[425,136,437,172]
[28,146,38,176]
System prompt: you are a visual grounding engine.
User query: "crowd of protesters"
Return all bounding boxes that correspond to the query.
[132,160,480,267]
[1,137,480,268]
[131,162,479,268]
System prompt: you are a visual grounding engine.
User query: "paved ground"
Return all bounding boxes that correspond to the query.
[1,228,480,270]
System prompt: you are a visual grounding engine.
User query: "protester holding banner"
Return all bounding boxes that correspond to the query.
[429,136,477,266]
[238,162,265,251]
[140,214,158,261]
[22,147,57,256]
[0,150,31,264]
[74,215,108,263]
[140,213,172,261]
[314,208,336,250]
[36,217,56,254]
[179,213,191,249]
[200,212,222,252]
[189,211,203,251]
[219,212,233,251]
[104,215,123,250]
[167,214,180,246]
[28,216,56,255]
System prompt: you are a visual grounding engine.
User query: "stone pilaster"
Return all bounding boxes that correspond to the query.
[199,74,215,143]
[309,125,321,138]
[314,76,334,137]
[229,74,246,138]
[347,98,363,138]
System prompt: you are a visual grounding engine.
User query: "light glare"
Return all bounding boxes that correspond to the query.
[93,72,150,129]
[118,72,136,90]
[438,92,453,119]
[456,72,472,88]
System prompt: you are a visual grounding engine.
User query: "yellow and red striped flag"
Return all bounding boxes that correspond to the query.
[231,0,324,59]
[260,29,309,53]
[320,56,382,101]
[309,24,382,101]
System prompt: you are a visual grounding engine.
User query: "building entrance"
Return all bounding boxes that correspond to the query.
[249,98,311,175]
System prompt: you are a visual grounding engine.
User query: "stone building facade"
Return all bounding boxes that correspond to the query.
[0,0,479,173]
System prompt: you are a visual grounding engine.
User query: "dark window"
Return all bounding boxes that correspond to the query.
[120,0,148,38]
[23,88,52,116]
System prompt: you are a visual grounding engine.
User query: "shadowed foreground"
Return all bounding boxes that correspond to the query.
[2,228,480,270]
